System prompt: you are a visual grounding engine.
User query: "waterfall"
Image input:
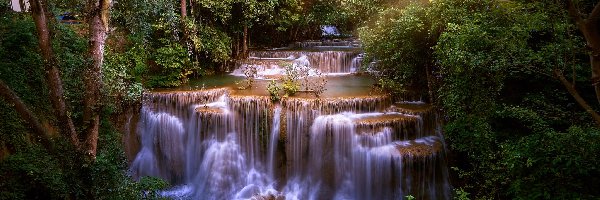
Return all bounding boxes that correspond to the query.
[130,91,450,199]
[129,41,450,199]
[268,105,282,178]
[232,51,361,78]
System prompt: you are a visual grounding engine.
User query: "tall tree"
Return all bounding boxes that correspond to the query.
[2,0,112,160]
[19,0,26,12]
[181,0,187,18]
[29,0,79,147]
[83,0,112,158]
[567,1,600,105]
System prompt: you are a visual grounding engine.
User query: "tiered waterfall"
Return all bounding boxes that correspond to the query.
[128,40,450,200]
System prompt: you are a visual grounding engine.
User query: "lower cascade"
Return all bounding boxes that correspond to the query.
[128,88,451,199]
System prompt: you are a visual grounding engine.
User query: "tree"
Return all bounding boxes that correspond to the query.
[0,80,51,150]
[562,0,600,125]
[19,0,26,12]
[83,0,112,158]
[360,0,600,198]
[29,0,78,147]
[181,0,187,18]
[567,1,600,104]
[1,0,112,160]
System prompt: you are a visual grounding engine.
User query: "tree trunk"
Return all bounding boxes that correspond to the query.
[0,80,53,150]
[554,69,600,126]
[425,62,435,104]
[179,0,189,55]
[189,0,194,16]
[243,25,248,58]
[29,0,78,147]
[18,0,26,12]
[180,0,187,18]
[83,0,111,159]
[236,35,241,59]
[293,26,299,41]
[568,1,600,105]
[581,21,600,105]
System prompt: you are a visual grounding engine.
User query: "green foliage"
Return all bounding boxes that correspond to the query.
[0,13,52,152]
[267,80,281,102]
[501,127,600,199]
[282,78,299,97]
[267,63,327,98]
[103,45,146,104]
[359,4,429,99]
[0,147,70,199]
[281,64,301,96]
[360,0,600,198]
[52,23,89,121]
[88,120,169,199]
[0,118,170,200]
[147,39,196,88]
[0,0,8,12]
[110,0,193,88]
[0,13,165,199]
[188,21,232,63]
[453,188,470,200]
[307,0,391,33]
[111,0,178,41]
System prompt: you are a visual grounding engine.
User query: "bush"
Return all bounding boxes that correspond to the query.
[147,39,196,88]
[267,80,281,102]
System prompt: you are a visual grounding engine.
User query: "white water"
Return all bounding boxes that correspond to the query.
[231,51,361,78]
[268,105,282,178]
[130,91,450,199]
[130,41,449,199]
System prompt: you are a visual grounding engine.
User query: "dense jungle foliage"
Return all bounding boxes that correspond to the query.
[360,0,600,198]
[0,8,169,199]
[1,0,600,199]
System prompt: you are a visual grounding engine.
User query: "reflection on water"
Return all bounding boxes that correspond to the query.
[154,74,378,98]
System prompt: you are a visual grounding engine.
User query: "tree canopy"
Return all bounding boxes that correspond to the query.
[360,0,600,198]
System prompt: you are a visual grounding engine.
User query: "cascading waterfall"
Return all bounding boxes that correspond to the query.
[293,40,359,48]
[130,90,450,199]
[232,51,361,76]
[129,41,450,199]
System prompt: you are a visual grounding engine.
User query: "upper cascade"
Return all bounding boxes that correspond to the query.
[231,39,364,78]
[291,39,361,49]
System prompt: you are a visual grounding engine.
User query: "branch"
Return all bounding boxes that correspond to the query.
[566,0,585,27]
[0,80,54,150]
[588,1,600,21]
[554,69,600,126]
[30,0,79,148]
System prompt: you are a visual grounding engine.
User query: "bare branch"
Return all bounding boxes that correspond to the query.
[554,69,600,126]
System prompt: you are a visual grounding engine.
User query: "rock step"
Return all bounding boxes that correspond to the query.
[371,136,443,158]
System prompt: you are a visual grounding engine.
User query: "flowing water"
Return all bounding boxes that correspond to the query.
[128,42,450,199]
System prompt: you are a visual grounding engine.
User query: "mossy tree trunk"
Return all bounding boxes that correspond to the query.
[30,0,79,147]
[83,0,111,159]
[6,0,112,161]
